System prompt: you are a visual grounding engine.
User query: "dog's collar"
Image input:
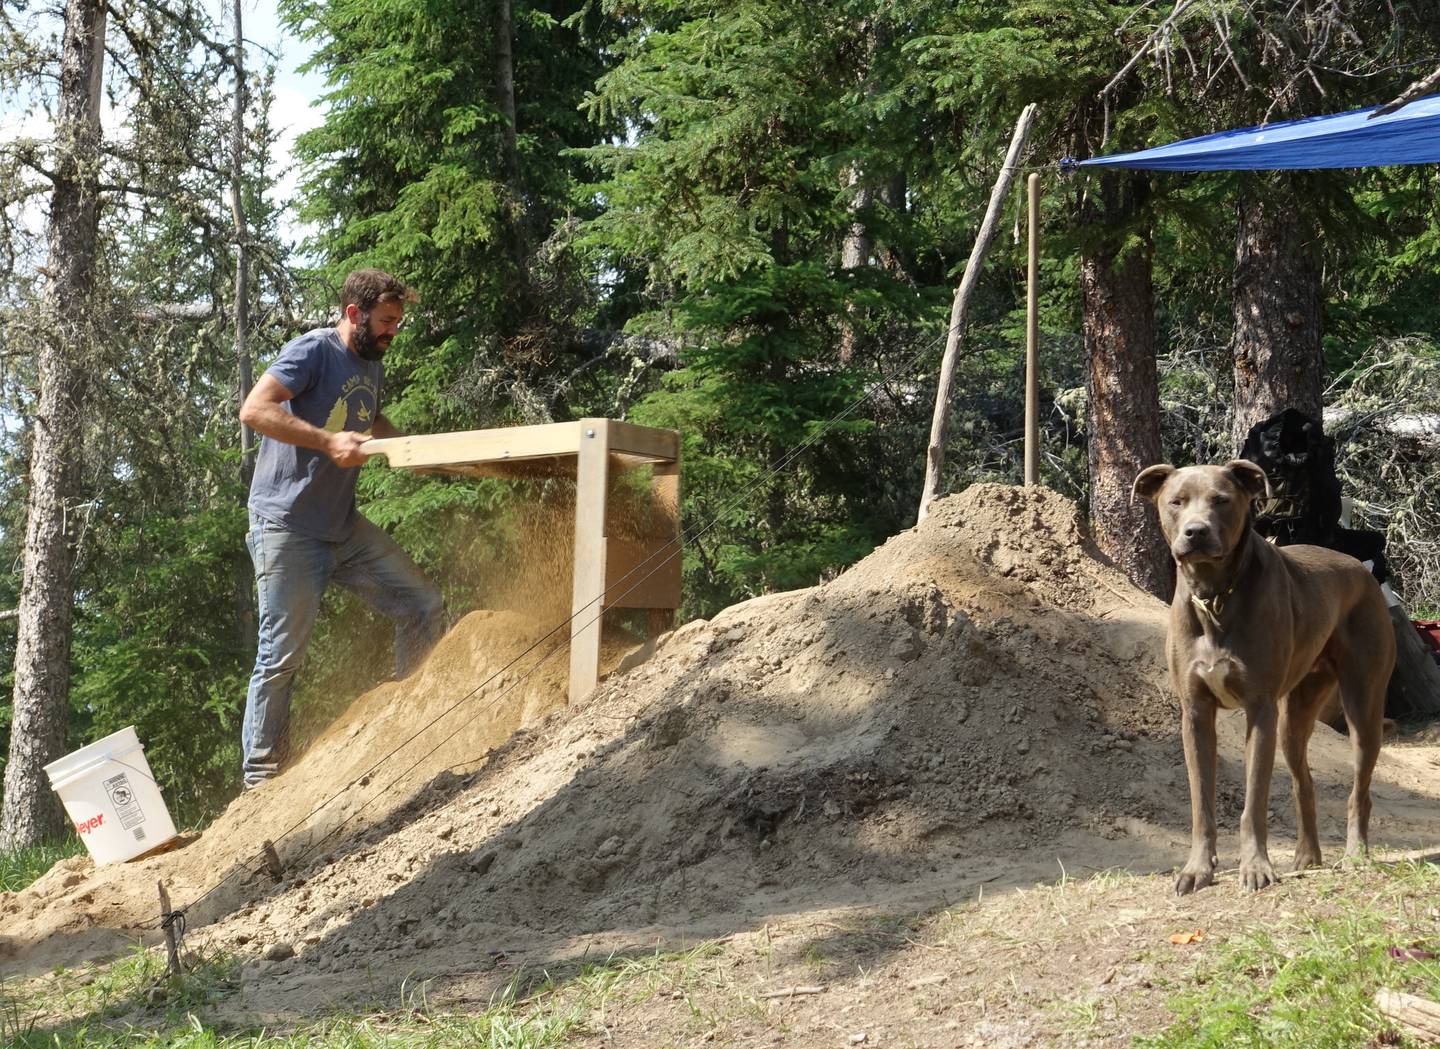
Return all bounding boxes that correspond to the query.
[1187,530,1254,632]
[1190,588,1234,630]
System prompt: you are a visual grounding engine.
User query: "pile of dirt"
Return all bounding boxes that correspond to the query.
[240,485,1185,964]
[0,609,639,966]
[7,483,1413,1003]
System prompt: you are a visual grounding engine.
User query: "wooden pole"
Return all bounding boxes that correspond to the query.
[569,419,611,703]
[1024,172,1041,486]
[919,103,1037,521]
[157,881,180,977]
[261,839,283,882]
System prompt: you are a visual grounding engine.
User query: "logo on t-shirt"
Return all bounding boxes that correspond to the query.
[324,374,378,434]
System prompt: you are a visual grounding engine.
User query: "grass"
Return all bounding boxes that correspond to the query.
[3,954,585,1048]
[0,835,85,893]
[0,938,737,1048]
[1136,859,1440,1048]
[10,857,1440,1046]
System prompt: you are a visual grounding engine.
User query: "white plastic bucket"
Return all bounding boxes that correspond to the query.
[44,726,177,865]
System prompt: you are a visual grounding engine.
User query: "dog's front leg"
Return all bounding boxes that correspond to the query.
[1238,699,1279,891]
[1176,692,1219,895]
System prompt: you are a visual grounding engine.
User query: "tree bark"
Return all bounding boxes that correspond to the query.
[494,0,518,185]
[231,0,254,488]
[1231,179,1324,453]
[230,0,256,654]
[838,170,874,366]
[877,171,909,278]
[1080,172,1170,600]
[2,0,106,850]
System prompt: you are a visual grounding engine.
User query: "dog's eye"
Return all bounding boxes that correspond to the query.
[1168,497,1184,507]
[1211,495,1230,506]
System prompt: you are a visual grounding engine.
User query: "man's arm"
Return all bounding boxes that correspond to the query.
[240,374,370,468]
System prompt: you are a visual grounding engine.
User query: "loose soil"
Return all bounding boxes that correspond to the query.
[6,484,1440,1045]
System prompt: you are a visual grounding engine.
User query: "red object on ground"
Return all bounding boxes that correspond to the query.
[1415,621,1440,657]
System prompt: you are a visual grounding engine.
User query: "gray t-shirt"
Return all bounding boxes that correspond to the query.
[247,328,383,542]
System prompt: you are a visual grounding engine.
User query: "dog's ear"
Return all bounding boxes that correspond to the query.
[1131,464,1175,506]
[1223,459,1271,500]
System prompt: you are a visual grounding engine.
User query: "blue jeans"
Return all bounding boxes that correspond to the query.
[242,513,445,786]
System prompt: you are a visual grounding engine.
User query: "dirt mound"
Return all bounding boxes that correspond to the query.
[6,483,1408,1002]
[0,609,638,969]
[171,484,1198,981]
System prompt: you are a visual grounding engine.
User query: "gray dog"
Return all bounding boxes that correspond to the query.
[1133,459,1394,894]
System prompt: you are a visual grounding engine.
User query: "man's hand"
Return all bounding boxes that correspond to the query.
[242,376,378,467]
[325,430,371,468]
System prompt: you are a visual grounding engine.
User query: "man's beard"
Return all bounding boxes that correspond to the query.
[352,317,391,361]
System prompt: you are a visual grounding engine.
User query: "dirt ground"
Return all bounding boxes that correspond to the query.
[5,483,1440,1045]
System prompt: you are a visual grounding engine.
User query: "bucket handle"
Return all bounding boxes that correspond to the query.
[103,755,162,787]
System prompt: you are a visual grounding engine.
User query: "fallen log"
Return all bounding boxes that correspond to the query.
[1376,988,1440,1043]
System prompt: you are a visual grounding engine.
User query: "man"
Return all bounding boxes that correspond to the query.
[238,268,445,788]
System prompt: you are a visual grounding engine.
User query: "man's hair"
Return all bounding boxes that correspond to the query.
[340,268,417,314]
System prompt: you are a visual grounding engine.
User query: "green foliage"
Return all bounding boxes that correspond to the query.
[0,835,84,893]
[1138,861,1440,1048]
[70,494,251,824]
[582,0,979,612]
[4,0,1440,826]
[627,263,943,616]
[284,0,617,432]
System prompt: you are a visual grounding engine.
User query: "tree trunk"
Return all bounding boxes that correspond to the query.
[840,179,875,274]
[2,0,105,850]
[230,0,257,653]
[878,171,910,279]
[231,0,254,488]
[838,170,874,365]
[493,0,535,328]
[1081,173,1170,600]
[1231,179,1324,453]
[837,18,894,365]
[494,0,518,185]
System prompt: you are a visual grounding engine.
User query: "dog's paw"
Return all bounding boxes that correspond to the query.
[1240,856,1278,892]
[1341,844,1372,869]
[1174,865,1215,896]
[1292,845,1322,871]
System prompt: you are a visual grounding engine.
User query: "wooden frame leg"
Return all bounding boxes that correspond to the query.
[569,420,610,703]
[650,455,680,639]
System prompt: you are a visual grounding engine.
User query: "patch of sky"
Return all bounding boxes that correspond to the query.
[0,0,327,264]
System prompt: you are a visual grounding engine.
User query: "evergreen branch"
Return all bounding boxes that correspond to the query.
[1,140,60,183]
[102,139,228,179]
[102,0,235,67]
[1211,2,1252,96]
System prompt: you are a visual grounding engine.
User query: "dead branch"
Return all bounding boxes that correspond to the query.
[1371,62,1440,117]
[1102,0,1200,97]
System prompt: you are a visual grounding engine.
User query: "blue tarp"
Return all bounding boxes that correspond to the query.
[1073,94,1440,171]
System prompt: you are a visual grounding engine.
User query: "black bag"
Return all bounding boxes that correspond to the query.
[1239,408,1388,583]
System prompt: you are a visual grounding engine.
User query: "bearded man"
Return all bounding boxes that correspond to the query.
[237,268,445,788]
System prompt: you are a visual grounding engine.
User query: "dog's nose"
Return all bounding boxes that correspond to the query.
[1183,522,1210,540]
